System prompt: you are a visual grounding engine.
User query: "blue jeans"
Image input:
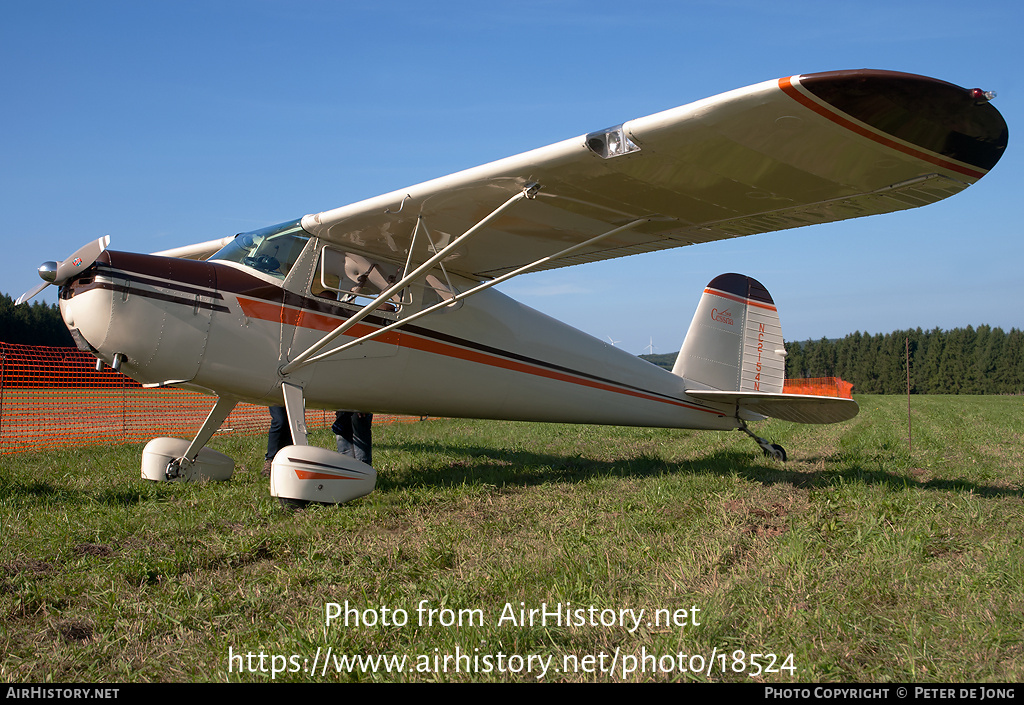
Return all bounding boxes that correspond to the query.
[332,411,372,465]
[265,405,292,460]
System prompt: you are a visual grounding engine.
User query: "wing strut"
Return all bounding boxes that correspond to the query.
[283,216,650,371]
[280,184,539,375]
[400,216,459,304]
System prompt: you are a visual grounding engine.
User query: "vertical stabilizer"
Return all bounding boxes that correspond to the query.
[672,273,786,393]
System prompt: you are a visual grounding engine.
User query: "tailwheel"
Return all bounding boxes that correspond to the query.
[739,421,787,462]
[763,443,787,462]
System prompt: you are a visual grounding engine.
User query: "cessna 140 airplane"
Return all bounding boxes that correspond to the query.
[17,69,1008,505]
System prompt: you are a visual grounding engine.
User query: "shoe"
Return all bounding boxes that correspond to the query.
[262,459,273,478]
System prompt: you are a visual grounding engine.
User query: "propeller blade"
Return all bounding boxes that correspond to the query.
[15,235,111,305]
[15,281,49,306]
[53,235,110,284]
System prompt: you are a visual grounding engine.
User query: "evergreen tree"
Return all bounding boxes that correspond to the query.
[783,325,1023,395]
[0,293,75,346]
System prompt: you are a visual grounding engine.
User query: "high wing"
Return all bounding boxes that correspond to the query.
[299,69,1007,281]
[151,236,236,260]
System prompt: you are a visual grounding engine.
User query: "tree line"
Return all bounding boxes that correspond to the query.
[643,326,1024,395]
[0,294,74,347]
[785,327,1024,395]
[3,292,1021,394]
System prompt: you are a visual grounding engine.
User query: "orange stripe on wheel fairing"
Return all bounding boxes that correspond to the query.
[294,469,364,481]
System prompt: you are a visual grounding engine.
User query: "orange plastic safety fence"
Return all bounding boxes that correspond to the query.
[782,377,854,399]
[0,343,420,455]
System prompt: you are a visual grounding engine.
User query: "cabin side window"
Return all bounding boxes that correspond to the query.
[312,247,403,312]
[417,274,461,310]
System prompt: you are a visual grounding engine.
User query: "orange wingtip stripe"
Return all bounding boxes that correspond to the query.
[778,76,986,180]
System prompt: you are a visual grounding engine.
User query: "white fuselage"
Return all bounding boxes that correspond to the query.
[59,244,737,432]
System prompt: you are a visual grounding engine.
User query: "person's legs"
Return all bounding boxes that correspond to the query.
[334,411,372,465]
[264,405,293,476]
[350,412,373,465]
[333,411,353,456]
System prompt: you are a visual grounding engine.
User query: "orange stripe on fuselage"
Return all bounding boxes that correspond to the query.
[238,296,402,344]
[237,296,723,417]
[778,76,986,180]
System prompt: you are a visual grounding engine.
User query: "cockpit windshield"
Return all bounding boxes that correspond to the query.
[209,219,310,279]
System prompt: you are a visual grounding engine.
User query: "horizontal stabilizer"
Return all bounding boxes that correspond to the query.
[686,390,858,425]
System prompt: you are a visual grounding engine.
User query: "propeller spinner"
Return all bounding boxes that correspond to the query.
[16,236,110,305]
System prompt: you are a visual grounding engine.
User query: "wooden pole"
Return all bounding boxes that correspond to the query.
[906,336,912,453]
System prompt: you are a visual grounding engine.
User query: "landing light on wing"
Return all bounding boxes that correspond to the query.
[586,123,641,159]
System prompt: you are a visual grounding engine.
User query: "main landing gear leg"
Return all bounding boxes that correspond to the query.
[156,395,239,481]
[738,420,787,462]
[269,383,377,509]
[281,382,308,447]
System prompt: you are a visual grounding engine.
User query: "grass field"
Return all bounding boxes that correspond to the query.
[1,395,1022,682]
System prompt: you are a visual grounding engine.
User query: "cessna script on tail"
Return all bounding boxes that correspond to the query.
[19,69,1008,506]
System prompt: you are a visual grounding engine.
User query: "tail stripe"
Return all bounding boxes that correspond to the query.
[703,286,778,311]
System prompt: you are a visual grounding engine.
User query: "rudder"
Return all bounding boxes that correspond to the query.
[672,273,786,393]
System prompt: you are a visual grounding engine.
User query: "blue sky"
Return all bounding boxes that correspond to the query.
[3,1,1020,355]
